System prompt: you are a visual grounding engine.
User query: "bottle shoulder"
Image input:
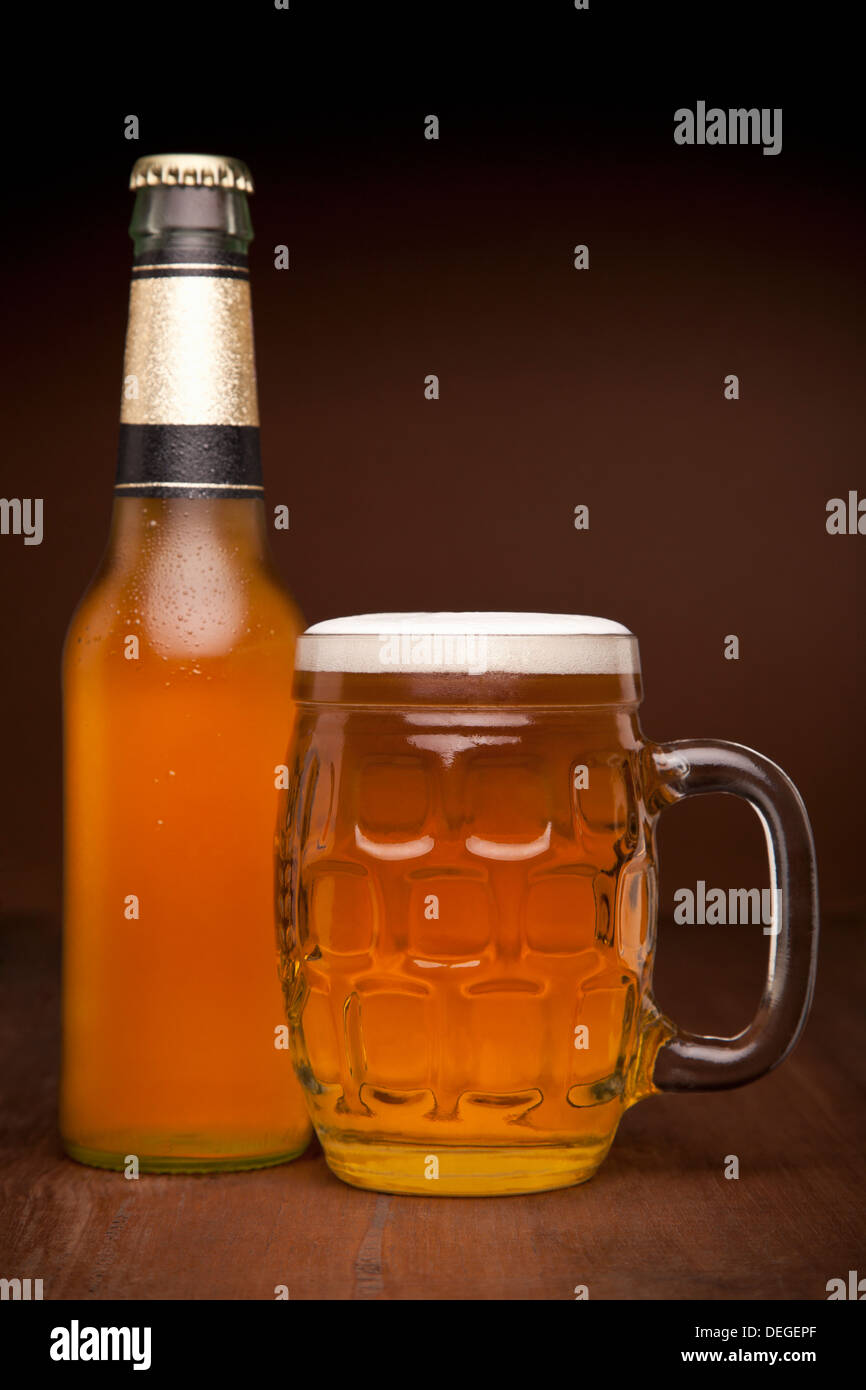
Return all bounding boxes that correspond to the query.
[64,499,303,669]
[64,551,302,670]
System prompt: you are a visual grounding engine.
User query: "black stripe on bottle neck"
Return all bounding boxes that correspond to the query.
[131,246,250,280]
[115,424,263,499]
[131,265,250,279]
[132,247,249,267]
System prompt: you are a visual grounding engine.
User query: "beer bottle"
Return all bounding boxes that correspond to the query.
[61,154,311,1171]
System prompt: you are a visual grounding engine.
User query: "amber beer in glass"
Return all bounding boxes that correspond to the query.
[61,154,311,1170]
[277,613,818,1195]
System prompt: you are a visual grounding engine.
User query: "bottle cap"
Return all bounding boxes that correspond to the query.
[129,153,254,193]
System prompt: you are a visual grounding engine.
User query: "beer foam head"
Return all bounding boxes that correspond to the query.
[296,612,640,676]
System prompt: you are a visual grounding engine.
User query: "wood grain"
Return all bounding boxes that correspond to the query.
[1,913,863,1300]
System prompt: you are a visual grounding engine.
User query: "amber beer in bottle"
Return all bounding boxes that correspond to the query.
[61,154,311,1170]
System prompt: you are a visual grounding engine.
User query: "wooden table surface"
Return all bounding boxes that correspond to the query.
[1,912,863,1301]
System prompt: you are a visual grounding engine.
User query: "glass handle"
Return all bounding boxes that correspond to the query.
[647,739,819,1092]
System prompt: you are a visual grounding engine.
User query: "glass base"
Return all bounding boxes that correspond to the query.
[321,1134,611,1196]
[62,1138,309,1175]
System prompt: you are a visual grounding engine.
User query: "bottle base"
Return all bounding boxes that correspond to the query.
[62,1138,310,1175]
[320,1134,611,1196]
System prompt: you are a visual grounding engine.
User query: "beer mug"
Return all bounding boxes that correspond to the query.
[276,614,818,1195]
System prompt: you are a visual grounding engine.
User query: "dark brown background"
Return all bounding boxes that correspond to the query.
[2,14,863,929]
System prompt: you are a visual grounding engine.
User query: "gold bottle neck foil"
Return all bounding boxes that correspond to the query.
[120,273,259,427]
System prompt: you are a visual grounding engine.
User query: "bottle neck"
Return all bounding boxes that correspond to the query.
[115,185,263,502]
